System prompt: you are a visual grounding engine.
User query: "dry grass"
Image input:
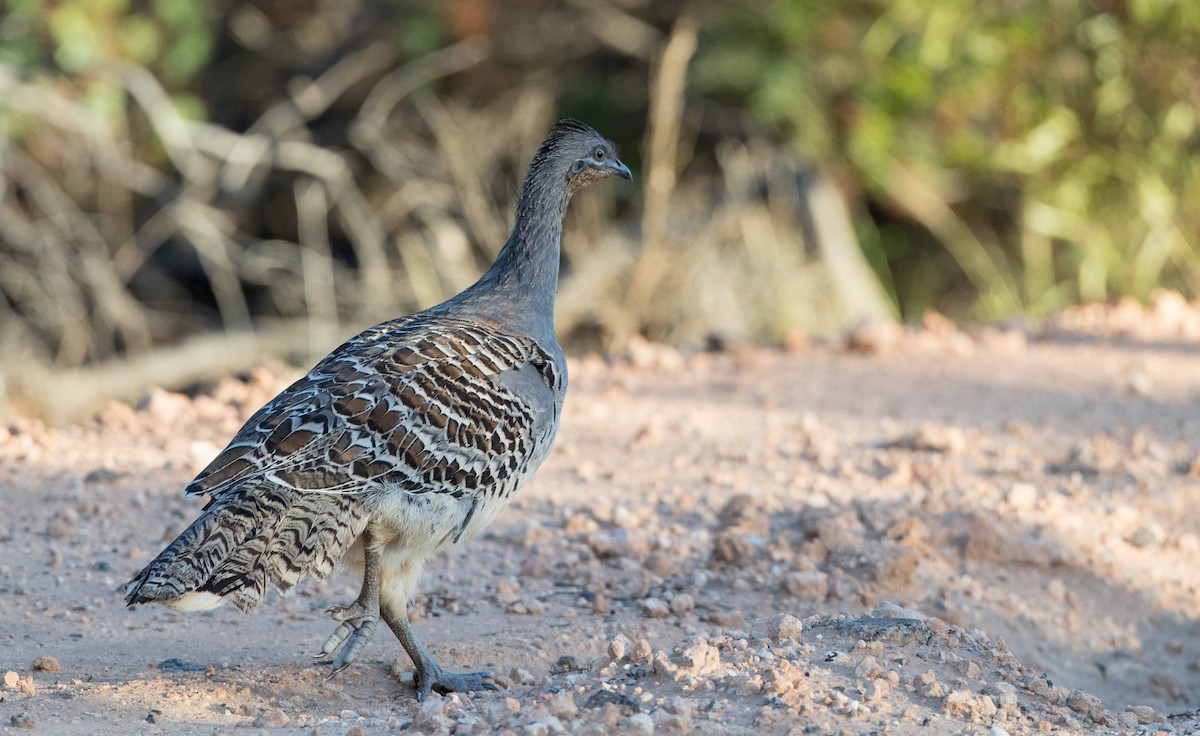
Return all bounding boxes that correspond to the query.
[0,33,882,424]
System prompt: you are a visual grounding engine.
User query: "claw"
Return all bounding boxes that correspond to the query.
[413,668,501,701]
[316,604,379,675]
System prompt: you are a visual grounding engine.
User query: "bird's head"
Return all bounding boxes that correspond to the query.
[533,119,632,195]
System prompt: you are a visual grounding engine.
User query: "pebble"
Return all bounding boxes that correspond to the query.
[252,708,290,728]
[765,613,803,641]
[10,713,34,730]
[782,571,828,600]
[412,697,452,732]
[871,600,925,621]
[608,634,631,662]
[1006,482,1038,510]
[1066,689,1107,724]
[3,671,19,688]
[668,594,694,614]
[676,637,720,675]
[640,598,669,618]
[627,712,655,735]
[511,667,536,686]
[31,656,60,672]
[1124,704,1166,724]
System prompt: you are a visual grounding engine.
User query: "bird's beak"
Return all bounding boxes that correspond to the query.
[608,158,632,181]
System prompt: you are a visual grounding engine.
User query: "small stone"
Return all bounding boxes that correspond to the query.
[640,598,669,618]
[10,713,34,730]
[608,634,631,662]
[844,319,902,354]
[765,613,803,641]
[943,689,978,718]
[782,571,828,600]
[1066,689,1107,724]
[412,697,451,732]
[510,667,536,686]
[676,637,720,674]
[862,678,890,703]
[522,722,549,736]
[592,591,609,615]
[548,690,578,719]
[31,656,60,672]
[1124,704,1166,724]
[668,594,694,615]
[706,610,744,628]
[1127,372,1152,396]
[871,600,925,621]
[252,708,290,728]
[3,671,20,688]
[989,726,1011,736]
[1006,483,1038,510]
[627,712,655,735]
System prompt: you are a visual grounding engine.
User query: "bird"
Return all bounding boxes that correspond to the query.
[124,119,632,700]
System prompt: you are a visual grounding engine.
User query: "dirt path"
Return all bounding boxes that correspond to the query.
[2,301,1199,735]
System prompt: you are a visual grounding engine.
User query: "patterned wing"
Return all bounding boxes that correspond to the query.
[187,315,561,505]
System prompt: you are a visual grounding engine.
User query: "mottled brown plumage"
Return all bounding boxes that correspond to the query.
[125,120,630,699]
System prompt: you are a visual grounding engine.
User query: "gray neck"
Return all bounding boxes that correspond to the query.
[451,161,569,339]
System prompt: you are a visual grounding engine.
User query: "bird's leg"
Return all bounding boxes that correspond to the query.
[381,598,499,701]
[317,526,386,675]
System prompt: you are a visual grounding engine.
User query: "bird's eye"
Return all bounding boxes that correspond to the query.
[593,147,606,161]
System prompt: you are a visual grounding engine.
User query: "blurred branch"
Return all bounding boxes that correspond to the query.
[886,161,1021,319]
[621,15,698,344]
[10,322,328,426]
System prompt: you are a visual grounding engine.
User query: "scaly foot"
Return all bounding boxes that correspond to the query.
[316,601,379,675]
[413,664,500,701]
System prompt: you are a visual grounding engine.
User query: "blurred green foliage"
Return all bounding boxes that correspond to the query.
[694,0,1200,319]
[3,0,1200,336]
[4,0,212,81]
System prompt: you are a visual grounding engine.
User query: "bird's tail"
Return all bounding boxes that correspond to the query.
[124,484,369,612]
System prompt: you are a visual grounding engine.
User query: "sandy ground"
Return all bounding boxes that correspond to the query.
[2,296,1200,735]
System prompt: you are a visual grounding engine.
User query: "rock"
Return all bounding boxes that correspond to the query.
[495,578,522,606]
[668,594,694,615]
[510,667,536,686]
[765,613,803,641]
[252,708,290,728]
[1006,482,1038,510]
[943,689,980,719]
[627,712,655,735]
[1066,689,1107,724]
[31,656,60,672]
[84,468,123,484]
[862,678,890,703]
[640,598,669,618]
[3,671,19,688]
[706,610,744,628]
[676,637,720,675]
[523,722,550,736]
[1124,704,1166,724]
[991,682,1019,714]
[844,319,902,355]
[782,571,828,600]
[138,387,193,423]
[412,697,452,732]
[588,529,650,559]
[608,634,631,662]
[548,691,578,719]
[10,713,34,730]
[871,600,924,621]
